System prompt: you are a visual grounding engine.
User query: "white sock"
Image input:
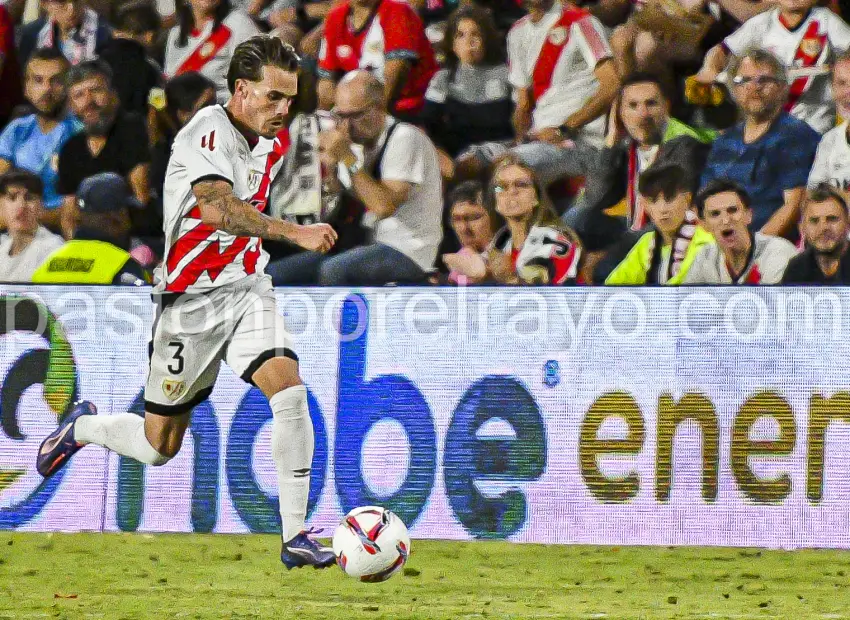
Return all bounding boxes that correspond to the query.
[270,384,314,543]
[75,413,171,466]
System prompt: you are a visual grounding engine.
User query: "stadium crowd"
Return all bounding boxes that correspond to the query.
[1,0,850,285]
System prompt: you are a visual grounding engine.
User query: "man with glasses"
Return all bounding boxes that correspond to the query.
[693,0,850,135]
[35,36,340,570]
[700,49,820,241]
[312,69,443,285]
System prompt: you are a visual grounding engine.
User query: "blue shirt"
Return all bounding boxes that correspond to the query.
[0,115,80,210]
[700,112,819,231]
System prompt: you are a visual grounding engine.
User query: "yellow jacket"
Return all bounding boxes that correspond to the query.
[606,227,715,285]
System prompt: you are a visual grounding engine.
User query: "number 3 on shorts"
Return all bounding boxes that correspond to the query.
[167,341,185,375]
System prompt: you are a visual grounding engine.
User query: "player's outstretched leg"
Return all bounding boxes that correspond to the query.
[37,402,173,478]
[252,358,336,570]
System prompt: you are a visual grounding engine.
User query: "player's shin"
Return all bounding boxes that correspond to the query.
[270,384,314,543]
[74,414,171,466]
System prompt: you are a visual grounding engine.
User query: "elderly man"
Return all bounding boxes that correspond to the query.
[274,70,443,285]
[685,180,798,284]
[700,49,820,242]
[0,170,64,282]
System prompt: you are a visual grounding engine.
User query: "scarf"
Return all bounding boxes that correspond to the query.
[646,209,697,284]
[37,8,100,65]
[268,112,338,224]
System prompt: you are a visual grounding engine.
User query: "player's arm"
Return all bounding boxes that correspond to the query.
[192,179,338,251]
[513,87,533,143]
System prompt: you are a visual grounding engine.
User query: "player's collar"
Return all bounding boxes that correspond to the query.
[777,8,813,33]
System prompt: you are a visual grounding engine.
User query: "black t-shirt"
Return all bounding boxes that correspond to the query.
[97,39,164,117]
[781,247,850,284]
[57,111,150,196]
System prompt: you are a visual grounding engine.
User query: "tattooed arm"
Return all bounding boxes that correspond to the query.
[192,179,338,252]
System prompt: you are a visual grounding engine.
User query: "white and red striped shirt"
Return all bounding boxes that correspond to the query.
[155,105,288,294]
[164,10,261,104]
[507,2,611,145]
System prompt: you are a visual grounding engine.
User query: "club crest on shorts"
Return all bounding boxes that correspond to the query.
[548,26,568,46]
[162,378,186,401]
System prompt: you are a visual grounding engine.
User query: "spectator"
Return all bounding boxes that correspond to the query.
[685,180,797,284]
[700,49,820,242]
[18,0,112,67]
[421,6,513,165]
[447,155,584,284]
[0,50,78,230]
[577,72,715,251]
[459,0,619,187]
[0,170,64,282]
[164,0,262,103]
[149,72,217,218]
[606,164,713,284]
[32,173,149,285]
[808,51,850,192]
[317,71,443,285]
[782,184,850,283]
[440,180,501,283]
[694,0,850,135]
[97,0,164,116]
[316,0,438,121]
[0,3,24,128]
[57,60,150,238]
[264,0,334,45]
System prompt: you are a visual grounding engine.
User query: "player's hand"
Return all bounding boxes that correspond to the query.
[294,223,338,253]
[321,128,355,163]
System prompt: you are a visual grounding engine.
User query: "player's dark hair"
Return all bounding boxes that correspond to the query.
[114,0,161,35]
[694,180,752,216]
[176,0,231,47]
[66,59,113,89]
[27,47,69,67]
[442,5,504,73]
[638,163,691,201]
[165,72,217,118]
[227,36,300,93]
[806,182,850,216]
[0,169,44,198]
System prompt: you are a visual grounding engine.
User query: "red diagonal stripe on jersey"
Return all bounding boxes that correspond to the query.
[175,24,232,75]
[786,21,827,111]
[250,128,290,212]
[531,8,588,101]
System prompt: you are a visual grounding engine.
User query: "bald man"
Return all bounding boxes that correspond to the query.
[312,70,443,285]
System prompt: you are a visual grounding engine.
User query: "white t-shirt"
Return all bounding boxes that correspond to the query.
[157,105,288,294]
[507,3,612,143]
[164,11,262,104]
[360,118,443,271]
[0,227,64,282]
[724,7,850,134]
[808,120,850,191]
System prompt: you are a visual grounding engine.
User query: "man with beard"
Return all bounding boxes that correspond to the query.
[700,49,820,242]
[685,180,798,284]
[56,60,150,238]
[782,184,850,283]
[0,49,78,231]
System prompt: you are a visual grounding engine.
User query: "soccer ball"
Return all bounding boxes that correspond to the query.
[332,506,411,582]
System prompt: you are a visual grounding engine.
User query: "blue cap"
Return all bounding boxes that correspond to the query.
[77,172,144,214]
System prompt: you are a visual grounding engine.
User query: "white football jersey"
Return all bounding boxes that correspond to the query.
[507,3,611,144]
[808,120,850,191]
[156,105,289,294]
[164,10,262,103]
[724,7,850,134]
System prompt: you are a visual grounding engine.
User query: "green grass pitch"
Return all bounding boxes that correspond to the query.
[2,533,850,619]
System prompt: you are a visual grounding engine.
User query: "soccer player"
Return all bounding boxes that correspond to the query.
[35,36,339,569]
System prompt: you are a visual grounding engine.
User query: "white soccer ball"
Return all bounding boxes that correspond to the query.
[332,506,411,582]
